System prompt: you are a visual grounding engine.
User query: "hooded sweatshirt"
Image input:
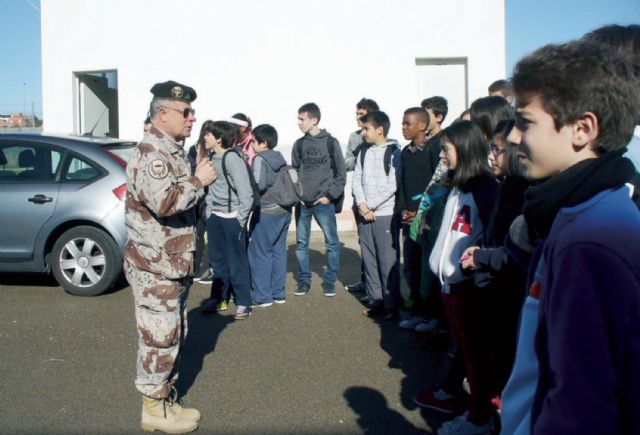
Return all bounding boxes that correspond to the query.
[252,149,289,213]
[205,149,254,227]
[292,129,346,205]
[429,174,497,293]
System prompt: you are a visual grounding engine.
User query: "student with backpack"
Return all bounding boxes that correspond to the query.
[353,111,402,319]
[248,124,292,307]
[292,102,346,297]
[201,120,255,320]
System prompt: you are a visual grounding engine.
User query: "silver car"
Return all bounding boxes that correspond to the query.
[0,133,136,296]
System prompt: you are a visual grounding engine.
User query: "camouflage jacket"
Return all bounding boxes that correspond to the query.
[124,126,205,279]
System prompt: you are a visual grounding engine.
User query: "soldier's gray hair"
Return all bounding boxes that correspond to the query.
[149,97,174,119]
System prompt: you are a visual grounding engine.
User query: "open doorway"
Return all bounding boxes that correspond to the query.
[74,70,119,137]
[415,58,468,128]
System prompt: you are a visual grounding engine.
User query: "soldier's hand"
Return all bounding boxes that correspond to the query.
[195,159,217,186]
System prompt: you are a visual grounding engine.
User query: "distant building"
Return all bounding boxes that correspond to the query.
[0,114,25,128]
[41,0,506,144]
[41,0,506,230]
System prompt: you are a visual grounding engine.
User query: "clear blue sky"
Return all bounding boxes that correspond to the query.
[0,0,638,118]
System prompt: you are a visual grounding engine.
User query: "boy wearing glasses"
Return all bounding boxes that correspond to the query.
[501,41,640,434]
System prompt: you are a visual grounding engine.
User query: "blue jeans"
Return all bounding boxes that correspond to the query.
[248,210,292,303]
[295,202,340,286]
[206,214,251,307]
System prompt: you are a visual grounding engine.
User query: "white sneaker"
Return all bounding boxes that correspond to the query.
[399,316,425,330]
[438,412,493,435]
[414,318,438,333]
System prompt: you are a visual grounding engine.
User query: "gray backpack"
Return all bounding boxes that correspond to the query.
[263,164,303,208]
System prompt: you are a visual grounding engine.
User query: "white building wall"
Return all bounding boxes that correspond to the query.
[41,0,505,229]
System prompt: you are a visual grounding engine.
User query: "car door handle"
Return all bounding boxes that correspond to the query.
[28,195,53,204]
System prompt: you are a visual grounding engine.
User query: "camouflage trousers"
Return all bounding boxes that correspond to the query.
[125,261,191,399]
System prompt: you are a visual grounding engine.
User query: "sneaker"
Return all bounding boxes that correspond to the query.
[234,305,252,320]
[293,283,310,296]
[414,318,439,333]
[252,301,273,308]
[399,316,425,330]
[345,281,365,292]
[323,284,336,297]
[413,388,460,414]
[197,271,214,285]
[273,298,286,305]
[438,412,494,435]
[217,300,229,312]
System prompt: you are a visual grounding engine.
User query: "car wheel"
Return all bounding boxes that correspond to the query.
[51,226,122,296]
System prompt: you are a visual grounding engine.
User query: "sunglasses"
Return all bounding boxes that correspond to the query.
[162,106,196,119]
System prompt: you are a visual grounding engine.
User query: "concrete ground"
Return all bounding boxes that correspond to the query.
[0,232,454,434]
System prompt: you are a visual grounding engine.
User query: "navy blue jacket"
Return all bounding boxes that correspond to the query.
[530,186,640,434]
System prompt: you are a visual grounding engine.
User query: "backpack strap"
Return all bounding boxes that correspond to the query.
[383,144,398,176]
[293,138,304,169]
[359,142,369,170]
[221,149,238,212]
[326,134,337,176]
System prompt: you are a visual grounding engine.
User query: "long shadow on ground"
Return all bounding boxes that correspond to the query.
[175,300,234,399]
[345,386,428,434]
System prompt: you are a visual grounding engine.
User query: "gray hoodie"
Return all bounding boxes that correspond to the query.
[252,149,288,212]
[292,129,346,205]
[205,149,254,226]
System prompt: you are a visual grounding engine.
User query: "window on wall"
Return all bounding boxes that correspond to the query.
[415,58,468,128]
[74,70,119,138]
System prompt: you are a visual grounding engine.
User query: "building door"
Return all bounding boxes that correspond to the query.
[415,58,468,128]
[74,70,119,137]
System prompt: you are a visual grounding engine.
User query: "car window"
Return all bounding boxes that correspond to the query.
[65,157,100,181]
[0,143,62,182]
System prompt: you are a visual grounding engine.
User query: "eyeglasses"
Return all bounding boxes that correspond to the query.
[490,142,506,156]
[162,106,196,119]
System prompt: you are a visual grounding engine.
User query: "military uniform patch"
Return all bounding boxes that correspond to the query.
[149,159,169,179]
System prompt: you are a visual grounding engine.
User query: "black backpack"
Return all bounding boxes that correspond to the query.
[358,142,399,176]
[220,148,260,213]
[294,133,345,213]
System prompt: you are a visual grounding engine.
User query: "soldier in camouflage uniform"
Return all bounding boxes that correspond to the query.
[124,80,217,434]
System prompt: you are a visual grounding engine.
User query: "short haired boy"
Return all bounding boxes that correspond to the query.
[344,98,379,293]
[345,98,379,171]
[421,96,448,138]
[201,121,255,319]
[487,79,514,103]
[248,124,292,307]
[396,108,438,330]
[501,40,640,434]
[292,103,346,296]
[352,111,401,319]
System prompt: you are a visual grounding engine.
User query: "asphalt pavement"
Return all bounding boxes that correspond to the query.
[0,232,452,434]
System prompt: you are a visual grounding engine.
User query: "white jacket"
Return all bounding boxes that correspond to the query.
[429,186,485,293]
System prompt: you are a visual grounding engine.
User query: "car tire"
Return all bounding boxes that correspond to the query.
[51,226,122,296]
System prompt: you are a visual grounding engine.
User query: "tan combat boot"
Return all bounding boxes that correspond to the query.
[167,382,201,423]
[166,399,202,423]
[141,396,199,433]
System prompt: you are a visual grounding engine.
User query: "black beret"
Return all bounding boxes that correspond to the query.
[150,80,197,102]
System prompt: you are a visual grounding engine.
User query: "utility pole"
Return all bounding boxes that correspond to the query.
[23,82,26,115]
